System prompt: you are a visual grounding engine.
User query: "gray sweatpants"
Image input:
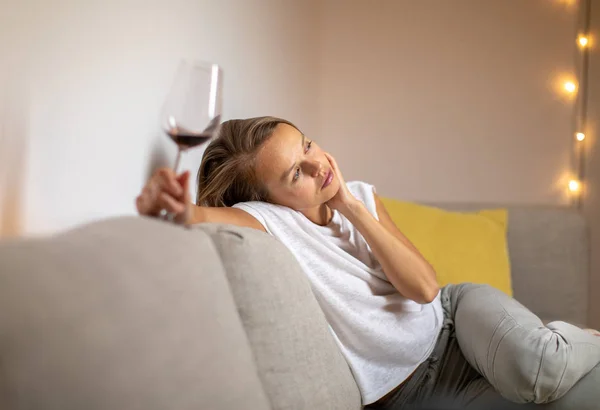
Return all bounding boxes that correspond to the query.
[366,283,600,409]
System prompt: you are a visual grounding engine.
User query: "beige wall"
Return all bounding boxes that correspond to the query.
[0,0,319,236]
[317,0,599,326]
[584,0,600,329]
[317,0,579,205]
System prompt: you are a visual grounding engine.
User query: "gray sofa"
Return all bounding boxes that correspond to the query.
[0,206,595,409]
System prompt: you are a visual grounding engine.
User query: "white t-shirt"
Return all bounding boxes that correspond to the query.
[233,181,443,405]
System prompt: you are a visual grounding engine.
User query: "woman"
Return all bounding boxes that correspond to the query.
[137,116,600,409]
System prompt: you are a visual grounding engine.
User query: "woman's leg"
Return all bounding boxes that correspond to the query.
[541,362,600,410]
[443,283,600,404]
[366,287,600,410]
[425,357,600,410]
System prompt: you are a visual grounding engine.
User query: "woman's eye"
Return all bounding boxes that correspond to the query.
[305,141,312,153]
[293,168,300,182]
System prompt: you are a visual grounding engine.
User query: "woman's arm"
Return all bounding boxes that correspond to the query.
[136,168,266,232]
[191,206,266,232]
[345,196,438,303]
[324,154,439,304]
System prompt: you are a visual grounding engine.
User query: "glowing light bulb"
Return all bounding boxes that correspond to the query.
[576,132,585,141]
[578,36,589,47]
[564,81,577,93]
[569,179,581,192]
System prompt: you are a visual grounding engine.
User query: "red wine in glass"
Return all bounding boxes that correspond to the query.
[166,114,221,171]
[168,131,212,148]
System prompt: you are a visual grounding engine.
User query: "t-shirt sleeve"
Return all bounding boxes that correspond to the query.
[231,202,271,234]
[347,181,379,221]
[366,183,379,221]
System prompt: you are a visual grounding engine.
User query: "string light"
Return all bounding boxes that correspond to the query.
[564,81,577,93]
[569,179,581,193]
[565,0,593,206]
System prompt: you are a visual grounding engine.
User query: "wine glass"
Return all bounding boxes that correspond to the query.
[159,60,223,219]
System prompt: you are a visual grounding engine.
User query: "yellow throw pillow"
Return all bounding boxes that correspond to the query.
[380,198,512,296]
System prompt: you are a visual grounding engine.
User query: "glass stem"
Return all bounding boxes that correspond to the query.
[173,148,182,174]
[161,148,183,222]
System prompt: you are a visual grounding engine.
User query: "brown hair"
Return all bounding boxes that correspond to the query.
[196,116,299,207]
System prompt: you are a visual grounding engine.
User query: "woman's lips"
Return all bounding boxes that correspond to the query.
[322,170,333,189]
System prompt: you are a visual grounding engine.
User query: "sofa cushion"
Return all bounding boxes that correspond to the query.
[198,223,362,410]
[0,217,271,410]
[380,199,512,296]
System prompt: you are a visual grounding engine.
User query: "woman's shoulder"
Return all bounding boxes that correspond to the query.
[232,200,288,212]
[346,181,379,219]
[232,200,295,219]
[346,180,376,198]
[231,200,295,235]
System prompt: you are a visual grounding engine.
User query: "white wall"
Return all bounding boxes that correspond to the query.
[0,0,319,236]
[317,0,579,205]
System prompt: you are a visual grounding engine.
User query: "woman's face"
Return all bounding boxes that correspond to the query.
[255,123,339,211]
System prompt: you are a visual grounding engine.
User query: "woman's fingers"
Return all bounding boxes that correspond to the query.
[135,193,153,215]
[178,171,192,204]
[173,171,192,225]
[136,167,188,217]
[136,182,160,215]
[325,152,343,179]
[157,168,184,198]
[158,192,186,214]
[325,152,339,172]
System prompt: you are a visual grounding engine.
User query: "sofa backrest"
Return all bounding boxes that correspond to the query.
[197,223,363,410]
[0,217,272,410]
[505,207,589,326]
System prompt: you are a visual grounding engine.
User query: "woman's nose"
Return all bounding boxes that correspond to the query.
[304,161,322,177]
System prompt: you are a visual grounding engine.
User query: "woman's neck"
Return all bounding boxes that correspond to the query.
[301,204,333,226]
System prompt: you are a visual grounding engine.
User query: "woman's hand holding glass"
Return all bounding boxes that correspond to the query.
[136,168,192,225]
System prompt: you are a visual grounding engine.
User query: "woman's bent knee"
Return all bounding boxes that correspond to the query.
[495,321,598,404]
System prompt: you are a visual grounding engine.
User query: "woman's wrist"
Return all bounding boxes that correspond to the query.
[338,199,367,221]
[186,204,204,225]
